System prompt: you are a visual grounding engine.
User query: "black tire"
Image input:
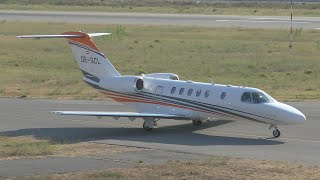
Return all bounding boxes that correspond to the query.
[143,122,153,131]
[192,120,202,126]
[273,129,281,138]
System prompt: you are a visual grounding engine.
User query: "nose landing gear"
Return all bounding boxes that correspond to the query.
[192,120,202,126]
[273,129,281,138]
[269,124,281,138]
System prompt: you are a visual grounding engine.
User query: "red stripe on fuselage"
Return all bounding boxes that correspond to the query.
[100,90,241,120]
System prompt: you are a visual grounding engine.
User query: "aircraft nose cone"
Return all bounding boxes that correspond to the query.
[276,102,306,124]
[293,110,306,124]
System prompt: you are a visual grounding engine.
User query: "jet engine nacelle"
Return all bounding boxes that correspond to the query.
[99,76,144,93]
[144,73,179,80]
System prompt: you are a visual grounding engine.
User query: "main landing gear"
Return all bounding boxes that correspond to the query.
[192,120,202,126]
[143,117,158,131]
[269,124,281,138]
[143,122,153,131]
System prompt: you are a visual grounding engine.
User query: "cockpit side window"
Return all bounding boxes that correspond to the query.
[252,92,270,104]
[241,92,251,103]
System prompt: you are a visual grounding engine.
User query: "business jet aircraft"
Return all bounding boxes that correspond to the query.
[17,31,306,138]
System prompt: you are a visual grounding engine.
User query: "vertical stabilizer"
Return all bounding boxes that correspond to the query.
[63,32,121,80]
[17,31,121,83]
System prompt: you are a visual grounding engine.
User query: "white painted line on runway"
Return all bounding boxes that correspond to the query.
[252,17,320,22]
[294,19,320,22]
[252,17,284,20]
[216,20,309,24]
[200,130,320,143]
[315,28,320,30]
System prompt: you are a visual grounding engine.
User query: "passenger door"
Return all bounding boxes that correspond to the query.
[154,86,164,98]
[154,86,164,113]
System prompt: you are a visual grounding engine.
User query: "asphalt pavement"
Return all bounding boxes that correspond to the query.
[0,98,319,167]
[1,10,320,29]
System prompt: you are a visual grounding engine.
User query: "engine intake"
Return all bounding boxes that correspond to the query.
[135,78,144,91]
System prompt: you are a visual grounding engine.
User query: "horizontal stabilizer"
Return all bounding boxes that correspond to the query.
[88,33,111,37]
[17,33,111,39]
[53,111,187,119]
[17,34,85,38]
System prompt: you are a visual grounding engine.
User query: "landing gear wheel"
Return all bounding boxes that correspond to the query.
[273,129,281,138]
[143,122,153,131]
[192,120,202,126]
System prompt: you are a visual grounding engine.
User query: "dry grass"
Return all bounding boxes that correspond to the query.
[0,136,140,160]
[51,142,141,158]
[18,156,320,180]
[0,22,320,101]
[0,136,52,159]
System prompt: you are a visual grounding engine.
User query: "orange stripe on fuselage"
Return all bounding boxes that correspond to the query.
[101,91,202,112]
[101,91,193,110]
[100,90,240,119]
[62,31,101,52]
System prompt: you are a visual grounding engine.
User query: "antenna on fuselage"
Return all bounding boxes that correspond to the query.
[210,78,215,85]
[289,0,293,48]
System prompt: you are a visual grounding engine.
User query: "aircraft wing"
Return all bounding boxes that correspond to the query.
[53,111,187,119]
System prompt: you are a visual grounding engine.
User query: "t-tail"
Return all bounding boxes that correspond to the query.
[17,32,121,85]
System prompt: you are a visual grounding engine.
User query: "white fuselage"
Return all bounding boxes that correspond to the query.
[92,76,306,126]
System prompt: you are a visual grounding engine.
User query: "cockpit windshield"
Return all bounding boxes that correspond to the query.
[241,91,272,104]
[252,92,270,103]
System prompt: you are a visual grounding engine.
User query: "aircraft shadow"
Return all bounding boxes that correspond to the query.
[1,120,284,146]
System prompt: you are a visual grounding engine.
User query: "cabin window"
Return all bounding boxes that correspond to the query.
[196,89,201,97]
[179,88,185,95]
[187,89,193,96]
[241,92,251,103]
[252,92,270,104]
[220,92,226,99]
[205,90,210,98]
[171,87,176,94]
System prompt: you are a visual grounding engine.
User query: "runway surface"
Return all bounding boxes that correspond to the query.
[1,10,320,29]
[0,98,319,166]
[0,149,206,176]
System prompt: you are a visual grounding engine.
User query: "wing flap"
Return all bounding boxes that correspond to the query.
[53,111,187,119]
